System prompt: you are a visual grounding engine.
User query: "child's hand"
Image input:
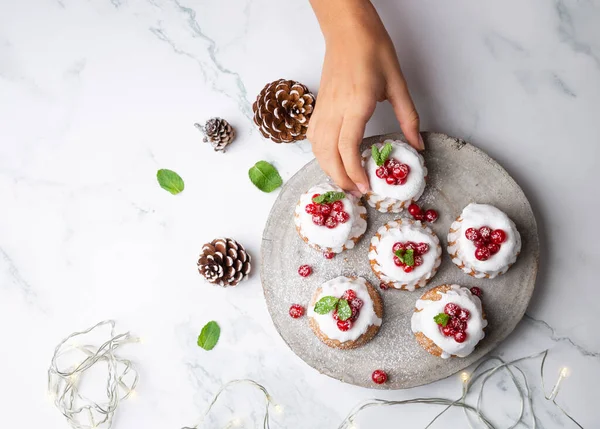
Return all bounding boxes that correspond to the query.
[308,0,423,194]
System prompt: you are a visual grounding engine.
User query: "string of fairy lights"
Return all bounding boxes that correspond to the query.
[48,321,583,429]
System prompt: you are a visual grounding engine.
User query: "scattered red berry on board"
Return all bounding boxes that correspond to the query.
[323,251,335,259]
[425,209,438,223]
[407,203,439,224]
[372,370,388,385]
[470,287,482,297]
[491,229,507,244]
[379,282,389,290]
[289,304,305,318]
[444,303,460,317]
[337,319,353,331]
[454,331,467,343]
[475,245,491,261]
[298,265,312,277]
[408,203,422,217]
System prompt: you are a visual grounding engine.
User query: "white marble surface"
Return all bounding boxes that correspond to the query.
[0,0,598,427]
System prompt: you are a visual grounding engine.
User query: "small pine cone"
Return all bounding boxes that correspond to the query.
[252,79,315,143]
[198,238,251,287]
[195,118,235,152]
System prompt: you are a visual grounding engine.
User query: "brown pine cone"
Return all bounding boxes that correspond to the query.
[252,79,315,143]
[195,118,235,152]
[198,238,251,287]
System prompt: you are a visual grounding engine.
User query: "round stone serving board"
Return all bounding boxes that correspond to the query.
[261,132,539,389]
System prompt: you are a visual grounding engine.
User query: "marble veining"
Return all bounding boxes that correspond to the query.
[0,0,598,428]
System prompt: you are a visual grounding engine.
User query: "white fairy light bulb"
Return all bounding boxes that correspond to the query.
[274,404,284,414]
[460,372,470,383]
[560,367,570,378]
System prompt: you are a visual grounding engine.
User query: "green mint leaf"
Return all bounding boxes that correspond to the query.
[337,299,352,321]
[371,145,382,166]
[314,296,339,314]
[433,313,450,327]
[248,161,283,193]
[312,191,346,204]
[394,249,405,259]
[403,249,415,267]
[157,169,185,195]
[379,142,393,165]
[197,321,220,351]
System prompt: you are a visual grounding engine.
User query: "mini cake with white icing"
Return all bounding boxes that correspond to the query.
[369,218,442,291]
[294,183,367,254]
[361,140,427,213]
[448,203,521,279]
[308,276,383,350]
[411,284,487,359]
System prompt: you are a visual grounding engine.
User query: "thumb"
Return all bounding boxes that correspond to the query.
[387,77,424,150]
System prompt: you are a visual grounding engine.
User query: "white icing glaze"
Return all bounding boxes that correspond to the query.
[447,203,521,278]
[361,140,427,213]
[369,219,442,291]
[308,276,382,343]
[294,183,367,253]
[411,285,487,359]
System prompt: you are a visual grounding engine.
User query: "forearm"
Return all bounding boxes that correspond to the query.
[309,0,384,42]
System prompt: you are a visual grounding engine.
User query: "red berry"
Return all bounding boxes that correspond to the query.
[475,246,491,261]
[332,309,340,320]
[297,265,312,277]
[334,211,350,224]
[371,370,388,384]
[415,242,429,255]
[375,167,388,178]
[414,255,423,266]
[398,177,408,185]
[487,243,500,255]
[337,319,353,331]
[450,318,467,332]
[343,289,357,301]
[465,228,480,241]
[479,226,492,241]
[384,158,397,169]
[305,204,318,215]
[350,298,363,310]
[332,201,344,212]
[403,265,414,273]
[408,203,422,217]
[458,309,470,321]
[470,287,482,297]
[289,304,305,318]
[325,216,338,229]
[392,242,405,252]
[312,194,320,201]
[491,229,507,244]
[323,251,335,259]
[393,255,404,267]
[473,238,486,248]
[379,282,389,290]
[454,331,467,343]
[392,164,410,179]
[444,303,460,316]
[312,214,325,226]
[320,203,332,216]
[349,306,360,321]
[441,325,456,337]
[385,176,397,185]
[405,242,417,251]
[425,209,438,223]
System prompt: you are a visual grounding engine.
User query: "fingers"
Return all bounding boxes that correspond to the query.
[338,104,375,194]
[387,75,424,151]
[309,115,359,194]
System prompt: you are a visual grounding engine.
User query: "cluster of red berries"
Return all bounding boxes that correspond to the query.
[333,289,363,331]
[437,303,470,343]
[375,158,410,185]
[464,226,507,261]
[408,203,438,223]
[305,195,350,229]
[392,241,429,273]
[289,304,305,319]
[371,369,388,384]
